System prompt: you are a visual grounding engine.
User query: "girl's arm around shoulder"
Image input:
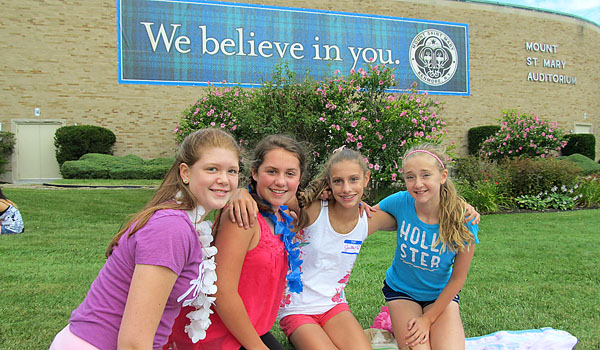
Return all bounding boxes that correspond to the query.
[228,188,259,229]
[118,264,178,350]
[212,207,269,350]
[367,204,398,235]
[462,201,481,225]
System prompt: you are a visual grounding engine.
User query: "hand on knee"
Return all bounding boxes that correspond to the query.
[405,316,431,347]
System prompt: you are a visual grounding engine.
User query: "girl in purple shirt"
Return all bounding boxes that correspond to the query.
[50,128,241,350]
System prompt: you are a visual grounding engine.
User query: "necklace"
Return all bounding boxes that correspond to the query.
[177,204,217,343]
[248,185,304,293]
[262,206,303,294]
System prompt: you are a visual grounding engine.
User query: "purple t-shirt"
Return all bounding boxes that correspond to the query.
[69,209,203,350]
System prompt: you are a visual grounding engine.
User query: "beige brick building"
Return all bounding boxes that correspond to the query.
[1,0,598,182]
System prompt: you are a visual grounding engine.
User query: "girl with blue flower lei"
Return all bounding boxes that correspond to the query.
[167,134,306,350]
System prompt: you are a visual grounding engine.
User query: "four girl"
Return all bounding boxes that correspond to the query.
[50,127,479,350]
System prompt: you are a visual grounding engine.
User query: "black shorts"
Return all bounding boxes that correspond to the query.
[240,332,283,350]
[382,279,459,308]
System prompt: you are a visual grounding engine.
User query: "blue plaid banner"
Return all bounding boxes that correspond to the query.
[117,0,470,95]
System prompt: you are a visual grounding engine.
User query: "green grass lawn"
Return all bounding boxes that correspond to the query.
[1,188,598,349]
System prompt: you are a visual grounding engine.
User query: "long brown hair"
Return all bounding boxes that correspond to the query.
[106,128,241,257]
[295,147,369,230]
[402,143,475,252]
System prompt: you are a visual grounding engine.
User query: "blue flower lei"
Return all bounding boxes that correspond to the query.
[248,186,303,293]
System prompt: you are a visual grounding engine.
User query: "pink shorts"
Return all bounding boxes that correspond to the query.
[49,325,100,350]
[279,303,351,337]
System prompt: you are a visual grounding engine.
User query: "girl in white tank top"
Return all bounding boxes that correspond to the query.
[274,147,395,350]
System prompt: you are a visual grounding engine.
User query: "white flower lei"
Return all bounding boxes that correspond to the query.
[176,204,218,343]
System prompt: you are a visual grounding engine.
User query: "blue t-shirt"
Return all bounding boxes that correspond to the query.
[379,191,479,301]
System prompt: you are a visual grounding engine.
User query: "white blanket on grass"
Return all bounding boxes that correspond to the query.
[466,327,578,350]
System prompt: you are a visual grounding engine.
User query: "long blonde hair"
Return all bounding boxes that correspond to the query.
[402,143,474,252]
[295,147,369,230]
[106,128,241,257]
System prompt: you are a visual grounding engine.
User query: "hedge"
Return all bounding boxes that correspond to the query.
[561,153,600,175]
[467,125,501,155]
[60,153,172,179]
[561,133,595,160]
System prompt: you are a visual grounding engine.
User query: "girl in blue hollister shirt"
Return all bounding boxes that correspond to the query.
[376,144,479,350]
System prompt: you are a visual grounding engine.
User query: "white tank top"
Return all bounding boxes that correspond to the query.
[278,201,369,319]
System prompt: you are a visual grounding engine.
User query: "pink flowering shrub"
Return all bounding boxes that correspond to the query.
[175,63,447,195]
[175,83,257,147]
[312,64,446,191]
[480,110,567,161]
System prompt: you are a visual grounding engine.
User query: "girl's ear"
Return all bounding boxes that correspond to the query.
[251,167,258,183]
[179,163,190,182]
[440,168,449,185]
[364,171,371,187]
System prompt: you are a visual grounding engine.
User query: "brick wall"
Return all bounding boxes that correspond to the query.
[2,0,598,162]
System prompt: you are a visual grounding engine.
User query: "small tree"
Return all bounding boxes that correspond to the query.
[54,125,116,166]
[480,110,567,161]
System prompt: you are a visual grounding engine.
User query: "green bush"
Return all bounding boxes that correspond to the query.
[456,180,512,214]
[0,131,15,175]
[561,153,600,175]
[141,157,174,179]
[109,165,143,180]
[501,157,583,197]
[142,164,171,179]
[60,153,170,179]
[60,160,110,179]
[453,156,507,185]
[54,125,116,166]
[144,157,174,167]
[467,125,500,155]
[80,153,143,166]
[480,110,567,160]
[561,134,595,160]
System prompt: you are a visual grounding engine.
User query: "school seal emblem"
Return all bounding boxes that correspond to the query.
[409,29,458,86]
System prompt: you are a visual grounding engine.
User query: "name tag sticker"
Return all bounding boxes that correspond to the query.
[342,240,363,255]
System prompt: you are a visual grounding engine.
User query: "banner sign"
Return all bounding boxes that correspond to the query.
[117,0,470,95]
